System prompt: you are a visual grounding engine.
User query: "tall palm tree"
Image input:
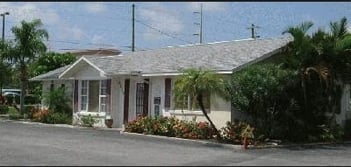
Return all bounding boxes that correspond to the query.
[282,21,315,109]
[2,19,48,114]
[173,68,229,140]
[283,17,351,129]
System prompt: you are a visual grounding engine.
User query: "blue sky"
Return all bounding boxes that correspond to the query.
[0,2,350,53]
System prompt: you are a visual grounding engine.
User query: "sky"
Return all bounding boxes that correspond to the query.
[0,2,350,53]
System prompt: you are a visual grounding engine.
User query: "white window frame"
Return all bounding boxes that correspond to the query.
[79,80,89,112]
[99,80,107,113]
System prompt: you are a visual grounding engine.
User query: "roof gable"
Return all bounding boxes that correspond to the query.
[59,57,107,79]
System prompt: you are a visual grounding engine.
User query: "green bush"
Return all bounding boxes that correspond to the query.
[44,112,72,124]
[24,106,36,119]
[220,120,255,144]
[0,105,9,114]
[42,87,72,115]
[8,107,22,120]
[80,114,98,127]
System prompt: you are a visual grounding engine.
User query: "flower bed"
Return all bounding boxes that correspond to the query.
[125,115,255,144]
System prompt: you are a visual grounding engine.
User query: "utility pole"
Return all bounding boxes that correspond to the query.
[193,3,203,44]
[247,23,260,39]
[132,3,135,52]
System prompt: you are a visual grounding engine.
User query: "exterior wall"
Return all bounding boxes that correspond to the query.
[110,77,124,128]
[67,63,110,128]
[119,75,232,129]
[337,84,351,127]
[170,94,231,129]
[148,75,231,129]
[51,68,232,129]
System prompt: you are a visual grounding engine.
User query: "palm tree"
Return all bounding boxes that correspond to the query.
[2,19,48,114]
[283,17,351,131]
[282,21,315,110]
[173,68,229,140]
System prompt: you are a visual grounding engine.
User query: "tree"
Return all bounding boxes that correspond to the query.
[173,68,229,140]
[29,52,77,77]
[2,19,48,114]
[281,17,351,141]
[28,51,77,99]
[230,63,295,138]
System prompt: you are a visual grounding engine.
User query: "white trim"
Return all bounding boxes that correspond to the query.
[169,110,204,116]
[79,80,89,112]
[77,111,106,118]
[59,57,85,78]
[99,80,107,113]
[59,57,106,79]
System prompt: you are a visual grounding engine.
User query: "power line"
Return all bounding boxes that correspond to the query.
[135,19,193,44]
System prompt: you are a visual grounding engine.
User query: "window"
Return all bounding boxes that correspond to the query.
[80,80,88,111]
[136,83,144,116]
[174,93,210,113]
[164,78,172,109]
[99,80,107,113]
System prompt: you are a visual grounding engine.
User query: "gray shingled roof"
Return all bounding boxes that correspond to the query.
[29,65,71,81]
[31,36,293,80]
[86,36,292,76]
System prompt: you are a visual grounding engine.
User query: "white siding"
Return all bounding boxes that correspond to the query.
[73,64,107,80]
[147,75,232,129]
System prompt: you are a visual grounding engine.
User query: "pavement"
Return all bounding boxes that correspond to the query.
[2,116,350,151]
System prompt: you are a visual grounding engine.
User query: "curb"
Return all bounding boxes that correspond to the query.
[119,131,351,150]
[120,131,244,150]
[0,118,123,131]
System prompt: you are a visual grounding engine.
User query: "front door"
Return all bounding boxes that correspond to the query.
[123,79,130,123]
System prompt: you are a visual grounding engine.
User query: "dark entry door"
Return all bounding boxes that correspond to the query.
[123,79,130,124]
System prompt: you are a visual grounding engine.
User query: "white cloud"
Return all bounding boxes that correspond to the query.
[139,4,184,40]
[0,2,89,49]
[348,25,351,32]
[91,34,104,44]
[85,2,106,14]
[188,2,226,12]
[61,26,84,40]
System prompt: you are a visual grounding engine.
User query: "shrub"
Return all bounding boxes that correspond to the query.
[8,107,23,120]
[80,114,98,127]
[42,87,72,115]
[44,112,72,124]
[221,121,255,144]
[125,116,216,140]
[32,108,50,122]
[24,106,36,119]
[316,124,344,142]
[0,105,9,114]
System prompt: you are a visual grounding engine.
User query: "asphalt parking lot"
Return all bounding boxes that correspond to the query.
[1,119,350,166]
